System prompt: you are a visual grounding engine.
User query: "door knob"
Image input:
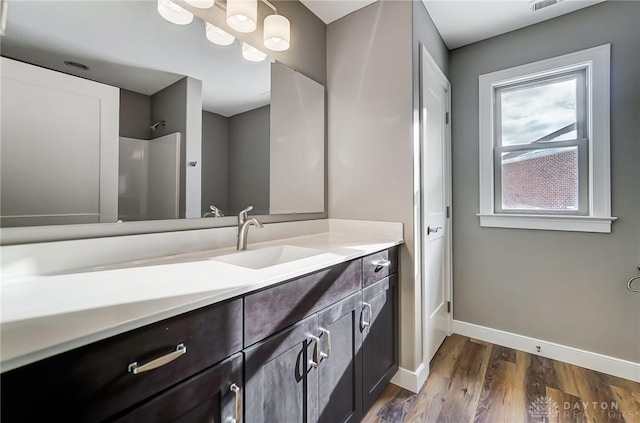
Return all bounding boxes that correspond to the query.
[427,226,442,235]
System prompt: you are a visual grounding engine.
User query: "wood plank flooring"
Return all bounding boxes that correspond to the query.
[362,334,640,423]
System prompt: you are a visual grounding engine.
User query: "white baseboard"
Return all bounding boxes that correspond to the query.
[390,363,430,393]
[453,320,640,383]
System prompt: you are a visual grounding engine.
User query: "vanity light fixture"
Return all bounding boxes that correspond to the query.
[226,0,257,33]
[158,0,290,60]
[242,42,267,62]
[263,13,290,52]
[157,0,194,25]
[205,22,235,45]
[184,0,215,8]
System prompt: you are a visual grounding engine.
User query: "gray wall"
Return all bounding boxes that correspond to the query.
[151,78,188,217]
[270,62,325,214]
[450,1,640,362]
[412,1,449,77]
[228,106,270,215]
[150,77,202,219]
[329,0,439,372]
[201,111,229,215]
[119,89,151,140]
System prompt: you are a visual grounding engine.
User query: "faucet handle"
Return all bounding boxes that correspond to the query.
[238,206,254,224]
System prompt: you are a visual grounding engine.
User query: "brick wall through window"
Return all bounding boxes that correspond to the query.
[502,149,578,210]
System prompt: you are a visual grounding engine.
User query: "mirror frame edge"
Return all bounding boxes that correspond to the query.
[0,212,327,246]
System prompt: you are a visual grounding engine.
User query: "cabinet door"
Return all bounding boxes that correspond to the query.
[361,274,399,412]
[244,315,320,423]
[112,353,243,423]
[317,292,363,423]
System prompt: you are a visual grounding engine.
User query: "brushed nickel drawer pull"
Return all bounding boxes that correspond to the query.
[628,275,640,293]
[230,383,242,423]
[308,335,321,368]
[373,259,392,267]
[319,328,331,359]
[361,302,372,330]
[127,343,186,375]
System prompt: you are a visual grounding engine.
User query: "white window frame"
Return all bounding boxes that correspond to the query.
[477,44,616,233]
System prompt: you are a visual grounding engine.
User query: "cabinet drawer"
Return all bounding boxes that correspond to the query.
[244,259,362,346]
[112,353,243,423]
[1,298,243,423]
[362,246,399,287]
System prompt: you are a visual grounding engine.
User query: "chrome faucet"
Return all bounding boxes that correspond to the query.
[237,206,263,250]
[203,205,224,218]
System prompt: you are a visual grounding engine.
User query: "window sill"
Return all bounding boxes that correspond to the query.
[477,214,617,233]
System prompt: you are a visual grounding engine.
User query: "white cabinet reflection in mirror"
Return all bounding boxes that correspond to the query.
[0,58,119,227]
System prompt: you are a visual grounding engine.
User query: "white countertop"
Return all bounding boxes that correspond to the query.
[1,223,403,372]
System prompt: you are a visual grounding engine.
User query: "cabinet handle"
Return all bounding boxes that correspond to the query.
[230,383,242,423]
[127,343,186,375]
[319,328,331,359]
[361,302,372,330]
[373,259,392,267]
[628,275,640,293]
[308,335,321,368]
[373,259,392,273]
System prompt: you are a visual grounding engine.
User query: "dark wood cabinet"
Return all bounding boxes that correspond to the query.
[1,247,400,423]
[244,259,362,346]
[244,315,320,423]
[1,298,243,423]
[362,246,399,288]
[362,274,399,412]
[317,292,363,423]
[111,353,243,423]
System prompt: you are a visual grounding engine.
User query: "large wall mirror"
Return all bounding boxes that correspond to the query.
[0,0,325,243]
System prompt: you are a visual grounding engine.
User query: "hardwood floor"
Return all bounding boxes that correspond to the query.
[362,335,640,423]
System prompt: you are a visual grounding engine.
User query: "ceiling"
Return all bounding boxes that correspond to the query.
[2,1,271,117]
[300,0,605,49]
[300,0,377,24]
[422,0,607,49]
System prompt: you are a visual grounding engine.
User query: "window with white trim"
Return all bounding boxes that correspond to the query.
[478,44,616,233]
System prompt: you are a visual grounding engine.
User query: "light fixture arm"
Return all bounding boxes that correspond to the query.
[260,0,278,14]
[215,0,277,13]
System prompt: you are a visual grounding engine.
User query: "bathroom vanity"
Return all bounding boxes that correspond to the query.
[0,223,401,423]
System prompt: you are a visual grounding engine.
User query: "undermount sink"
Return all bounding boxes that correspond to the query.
[212,245,323,270]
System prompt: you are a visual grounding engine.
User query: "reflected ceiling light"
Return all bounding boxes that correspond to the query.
[184,0,215,8]
[242,42,267,62]
[263,14,290,51]
[227,0,257,33]
[157,0,193,25]
[205,22,235,45]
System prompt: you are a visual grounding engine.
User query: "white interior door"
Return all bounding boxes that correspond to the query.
[421,46,452,363]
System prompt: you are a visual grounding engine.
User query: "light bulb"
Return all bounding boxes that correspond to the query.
[205,23,235,46]
[184,0,215,8]
[157,0,193,25]
[227,0,257,33]
[263,14,290,51]
[242,42,267,62]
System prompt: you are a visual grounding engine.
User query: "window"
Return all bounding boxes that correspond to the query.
[478,45,615,233]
